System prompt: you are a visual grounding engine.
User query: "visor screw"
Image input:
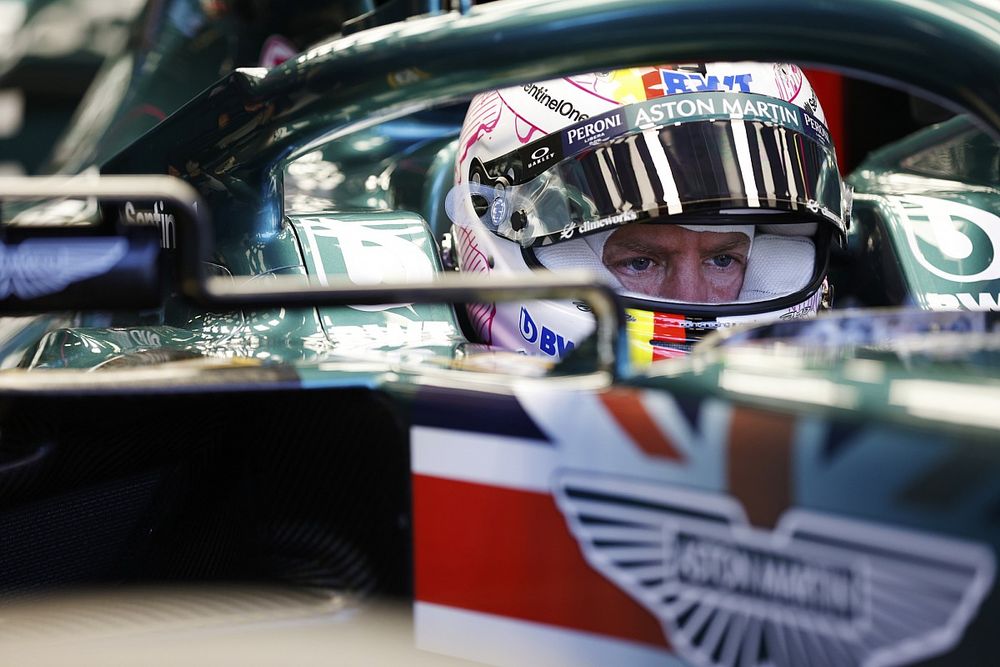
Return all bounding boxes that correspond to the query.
[440,233,458,271]
[510,210,528,232]
[471,194,489,216]
[487,254,495,269]
[821,282,835,310]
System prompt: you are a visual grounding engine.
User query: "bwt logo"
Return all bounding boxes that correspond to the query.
[519,307,575,357]
[926,292,1000,311]
[659,71,753,95]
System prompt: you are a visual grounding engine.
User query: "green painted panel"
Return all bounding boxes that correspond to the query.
[289,211,463,358]
[849,117,1000,310]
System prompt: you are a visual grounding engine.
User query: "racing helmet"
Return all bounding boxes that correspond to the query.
[447,64,850,363]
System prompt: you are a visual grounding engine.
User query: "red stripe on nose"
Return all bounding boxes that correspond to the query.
[600,388,685,461]
[412,474,669,648]
[727,407,796,528]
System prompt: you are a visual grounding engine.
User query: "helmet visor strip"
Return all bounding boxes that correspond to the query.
[465,91,846,248]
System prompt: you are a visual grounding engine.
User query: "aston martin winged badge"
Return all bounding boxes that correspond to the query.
[0,238,127,299]
[554,472,995,667]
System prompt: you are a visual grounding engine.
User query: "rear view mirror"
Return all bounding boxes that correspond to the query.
[0,174,629,375]
[0,175,199,312]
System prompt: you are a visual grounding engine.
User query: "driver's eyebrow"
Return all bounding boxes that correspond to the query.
[603,237,664,257]
[603,232,751,258]
[702,237,751,256]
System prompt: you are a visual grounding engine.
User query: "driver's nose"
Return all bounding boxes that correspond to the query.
[659,258,707,302]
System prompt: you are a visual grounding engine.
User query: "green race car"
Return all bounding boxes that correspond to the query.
[0,1,998,665]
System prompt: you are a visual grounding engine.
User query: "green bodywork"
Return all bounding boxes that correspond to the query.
[9,0,1000,415]
[847,116,1000,309]
[3,3,1000,659]
[27,207,463,368]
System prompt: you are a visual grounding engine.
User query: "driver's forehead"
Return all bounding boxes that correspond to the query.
[603,224,751,254]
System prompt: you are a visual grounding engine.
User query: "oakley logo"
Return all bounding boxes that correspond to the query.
[526,144,558,171]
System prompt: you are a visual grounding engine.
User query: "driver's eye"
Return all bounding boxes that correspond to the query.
[627,257,653,271]
[711,255,735,268]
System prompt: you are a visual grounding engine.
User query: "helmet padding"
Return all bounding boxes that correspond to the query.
[535,222,815,304]
[738,233,815,301]
[534,231,620,286]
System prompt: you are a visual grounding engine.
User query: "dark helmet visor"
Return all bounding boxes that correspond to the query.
[456,91,848,247]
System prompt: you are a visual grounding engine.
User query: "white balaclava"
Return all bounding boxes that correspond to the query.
[534,223,755,293]
[534,221,816,303]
